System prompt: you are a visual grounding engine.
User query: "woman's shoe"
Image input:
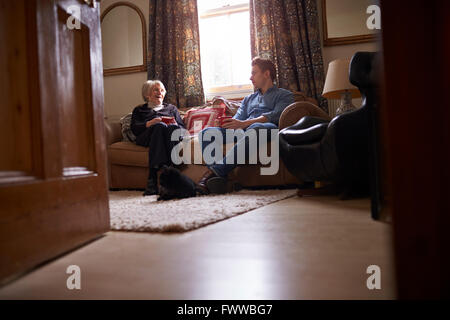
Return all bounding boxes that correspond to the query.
[143,178,158,196]
[143,167,159,196]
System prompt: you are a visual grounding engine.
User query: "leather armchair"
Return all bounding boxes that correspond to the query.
[279,52,380,194]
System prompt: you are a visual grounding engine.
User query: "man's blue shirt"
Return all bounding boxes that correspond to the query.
[233,86,294,126]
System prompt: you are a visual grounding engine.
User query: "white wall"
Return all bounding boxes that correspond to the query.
[100,0,149,122]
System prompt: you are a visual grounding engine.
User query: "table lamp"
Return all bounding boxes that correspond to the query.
[322,58,361,115]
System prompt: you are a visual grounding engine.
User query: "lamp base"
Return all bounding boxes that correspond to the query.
[336,90,356,115]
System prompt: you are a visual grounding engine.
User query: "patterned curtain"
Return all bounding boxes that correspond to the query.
[147,0,205,108]
[249,0,328,112]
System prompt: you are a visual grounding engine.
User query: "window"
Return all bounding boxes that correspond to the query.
[197,0,253,99]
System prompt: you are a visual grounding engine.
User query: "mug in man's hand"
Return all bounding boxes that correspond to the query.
[218,116,233,127]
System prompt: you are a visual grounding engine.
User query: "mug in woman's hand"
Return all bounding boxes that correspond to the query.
[161,116,176,125]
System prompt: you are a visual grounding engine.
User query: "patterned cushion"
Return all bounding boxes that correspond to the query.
[119,113,136,142]
[183,105,226,135]
[210,96,241,115]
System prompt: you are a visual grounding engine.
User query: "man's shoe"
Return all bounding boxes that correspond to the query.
[206,176,228,194]
[197,168,218,194]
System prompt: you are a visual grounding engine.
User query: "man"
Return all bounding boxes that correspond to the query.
[197,57,294,194]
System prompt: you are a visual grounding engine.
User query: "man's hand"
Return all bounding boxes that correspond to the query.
[146,117,162,127]
[221,118,249,129]
[221,115,269,129]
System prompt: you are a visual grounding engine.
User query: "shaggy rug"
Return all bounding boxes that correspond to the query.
[109,189,296,232]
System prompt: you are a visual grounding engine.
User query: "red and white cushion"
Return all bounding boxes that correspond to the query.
[183,105,226,136]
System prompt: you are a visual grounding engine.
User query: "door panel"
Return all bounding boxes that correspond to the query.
[0,0,109,285]
[57,6,96,173]
[0,0,36,177]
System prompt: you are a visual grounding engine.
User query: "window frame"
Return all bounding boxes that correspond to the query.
[199,3,249,18]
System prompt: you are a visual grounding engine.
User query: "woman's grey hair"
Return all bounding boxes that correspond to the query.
[142,80,166,102]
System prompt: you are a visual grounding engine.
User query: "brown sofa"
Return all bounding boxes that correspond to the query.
[104,97,330,189]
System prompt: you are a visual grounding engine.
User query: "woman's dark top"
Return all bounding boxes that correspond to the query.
[131,103,185,137]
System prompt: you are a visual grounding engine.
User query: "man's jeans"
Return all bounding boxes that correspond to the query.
[199,122,278,178]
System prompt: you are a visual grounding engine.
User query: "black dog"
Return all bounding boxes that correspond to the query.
[157,166,206,201]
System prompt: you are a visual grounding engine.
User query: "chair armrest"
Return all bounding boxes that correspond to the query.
[279,101,331,130]
[284,116,330,131]
[104,120,123,146]
[279,122,329,145]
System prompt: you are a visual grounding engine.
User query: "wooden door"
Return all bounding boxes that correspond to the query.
[0,0,109,285]
[380,0,450,298]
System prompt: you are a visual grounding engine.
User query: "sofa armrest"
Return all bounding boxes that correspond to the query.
[292,91,318,105]
[104,120,123,146]
[279,101,331,130]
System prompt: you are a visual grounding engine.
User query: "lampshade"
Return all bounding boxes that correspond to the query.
[322,59,361,99]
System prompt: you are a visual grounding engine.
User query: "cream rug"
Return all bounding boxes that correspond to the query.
[109,189,296,232]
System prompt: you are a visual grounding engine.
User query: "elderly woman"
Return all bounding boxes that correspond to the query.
[131,80,185,196]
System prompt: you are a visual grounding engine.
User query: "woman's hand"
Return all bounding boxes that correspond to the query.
[146,117,162,127]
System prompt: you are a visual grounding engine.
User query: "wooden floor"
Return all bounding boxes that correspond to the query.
[0,195,396,299]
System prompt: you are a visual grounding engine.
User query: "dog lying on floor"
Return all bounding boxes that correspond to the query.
[157,166,207,201]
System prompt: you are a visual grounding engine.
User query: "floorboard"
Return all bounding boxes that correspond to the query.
[0,195,396,299]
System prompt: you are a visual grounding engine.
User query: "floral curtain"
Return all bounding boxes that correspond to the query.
[147,0,205,108]
[249,0,328,112]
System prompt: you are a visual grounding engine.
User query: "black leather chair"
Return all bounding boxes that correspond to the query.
[279,52,380,200]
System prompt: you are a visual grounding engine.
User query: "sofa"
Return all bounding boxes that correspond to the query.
[104,93,331,189]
